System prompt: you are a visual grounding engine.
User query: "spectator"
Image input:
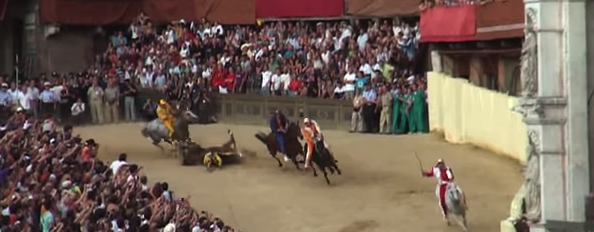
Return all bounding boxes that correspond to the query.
[87,79,105,124]
[39,82,56,117]
[122,79,138,121]
[26,80,40,118]
[362,83,378,133]
[104,79,120,123]
[378,86,393,133]
[0,113,242,231]
[351,89,364,132]
[71,98,86,125]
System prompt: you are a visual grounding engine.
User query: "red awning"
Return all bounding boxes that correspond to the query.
[0,0,8,20]
[420,5,477,42]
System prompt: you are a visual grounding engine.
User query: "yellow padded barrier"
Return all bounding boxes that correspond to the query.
[427,72,527,163]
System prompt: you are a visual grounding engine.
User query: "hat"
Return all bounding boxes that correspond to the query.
[437,159,444,164]
[43,82,50,86]
[0,83,7,88]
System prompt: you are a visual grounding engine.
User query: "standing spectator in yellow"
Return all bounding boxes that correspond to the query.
[103,79,120,123]
[157,99,176,139]
[87,79,104,124]
[378,86,393,133]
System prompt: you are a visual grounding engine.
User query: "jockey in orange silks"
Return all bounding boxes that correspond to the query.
[422,159,466,220]
[302,117,337,169]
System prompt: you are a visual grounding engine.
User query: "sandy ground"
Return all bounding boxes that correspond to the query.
[76,123,522,232]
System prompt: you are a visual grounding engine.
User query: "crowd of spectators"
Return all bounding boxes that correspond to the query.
[0,114,240,232]
[0,13,431,232]
[0,13,428,133]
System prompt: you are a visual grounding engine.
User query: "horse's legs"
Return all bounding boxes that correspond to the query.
[328,166,336,174]
[164,139,173,145]
[310,164,318,177]
[332,163,342,175]
[462,215,468,232]
[322,169,330,185]
[152,141,165,152]
[291,157,301,171]
[270,150,283,167]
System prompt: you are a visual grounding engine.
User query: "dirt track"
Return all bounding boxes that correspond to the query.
[77,123,521,232]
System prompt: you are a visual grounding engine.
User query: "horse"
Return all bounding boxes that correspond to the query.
[140,105,198,155]
[179,130,243,171]
[255,121,304,170]
[303,139,342,185]
[445,182,469,232]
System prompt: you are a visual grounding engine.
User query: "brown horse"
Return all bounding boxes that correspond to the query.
[178,130,242,168]
[255,121,304,170]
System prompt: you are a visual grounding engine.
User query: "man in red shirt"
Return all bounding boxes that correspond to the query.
[288,77,303,96]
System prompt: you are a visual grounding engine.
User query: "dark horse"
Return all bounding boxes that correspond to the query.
[179,130,243,170]
[304,140,342,185]
[255,122,304,170]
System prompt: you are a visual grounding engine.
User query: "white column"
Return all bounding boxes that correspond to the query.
[502,0,589,230]
[563,0,589,222]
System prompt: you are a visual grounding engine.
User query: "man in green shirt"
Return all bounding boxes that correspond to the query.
[381,61,394,83]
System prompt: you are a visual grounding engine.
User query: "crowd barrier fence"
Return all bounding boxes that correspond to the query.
[136,89,353,130]
[427,72,527,163]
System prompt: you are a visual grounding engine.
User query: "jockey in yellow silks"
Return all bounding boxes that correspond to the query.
[156,99,176,139]
[302,117,336,169]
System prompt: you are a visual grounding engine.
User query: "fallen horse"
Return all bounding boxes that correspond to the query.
[179,130,243,171]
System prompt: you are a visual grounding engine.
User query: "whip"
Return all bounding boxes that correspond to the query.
[414,152,424,175]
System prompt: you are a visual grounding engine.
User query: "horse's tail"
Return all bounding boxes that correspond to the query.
[255,132,268,145]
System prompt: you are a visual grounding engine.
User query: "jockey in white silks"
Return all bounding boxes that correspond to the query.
[302,117,337,169]
[422,159,467,220]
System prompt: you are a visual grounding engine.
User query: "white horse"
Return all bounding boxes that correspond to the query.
[445,182,469,231]
[141,110,198,154]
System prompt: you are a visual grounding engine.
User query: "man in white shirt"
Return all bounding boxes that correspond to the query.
[270,70,282,95]
[71,98,86,125]
[261,70,272,95]
[279,71,291,95]
[211,22,224,36]
[26,82,39,117]
[17,85,31,112]
[343,67,357,99]
[359,62,372,77]
[110,153,129,175]
[8,84,24,110]
[40,82,56,117]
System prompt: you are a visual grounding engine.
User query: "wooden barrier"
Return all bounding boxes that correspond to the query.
[137,89,353,130]
[213,94,352,130]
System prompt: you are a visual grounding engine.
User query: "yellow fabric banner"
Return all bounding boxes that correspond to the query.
[427,72,527,163]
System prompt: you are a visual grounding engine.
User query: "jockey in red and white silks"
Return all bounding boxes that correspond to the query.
[422,159,454,219]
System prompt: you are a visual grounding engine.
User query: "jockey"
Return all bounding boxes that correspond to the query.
[422,159,457,220]
[269,109,289,162]
[302,117,337,169]
[156,99,176,139]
